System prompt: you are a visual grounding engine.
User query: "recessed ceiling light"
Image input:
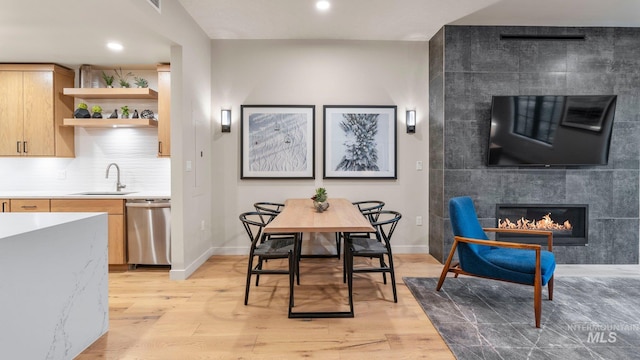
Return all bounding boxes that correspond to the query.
[106,42,124,51]
[316,0,330,11]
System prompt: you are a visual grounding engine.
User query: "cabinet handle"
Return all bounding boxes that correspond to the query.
[17,141,21,153]
[21,205,38,209]
[2,202,6,212]
[23,141,28,153]
[158,141,162,154]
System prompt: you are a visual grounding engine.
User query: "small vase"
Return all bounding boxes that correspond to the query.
[313,201,330,213]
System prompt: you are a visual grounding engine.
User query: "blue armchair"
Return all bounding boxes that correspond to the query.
[436,196,556,328]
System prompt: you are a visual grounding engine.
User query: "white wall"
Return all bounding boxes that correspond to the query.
[211,39,430,255]
[122,0,213,280]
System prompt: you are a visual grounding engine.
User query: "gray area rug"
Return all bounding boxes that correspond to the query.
[404,277,640,359]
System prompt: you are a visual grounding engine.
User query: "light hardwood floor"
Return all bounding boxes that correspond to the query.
[78,254,454,359]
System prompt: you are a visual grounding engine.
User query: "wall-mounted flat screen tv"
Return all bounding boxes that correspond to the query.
[487,95,617,167]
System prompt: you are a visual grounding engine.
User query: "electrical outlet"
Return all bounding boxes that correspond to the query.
[416,161,423,171]
[56,170,66,179]
[416,216,423,226]
[186,160,192,172]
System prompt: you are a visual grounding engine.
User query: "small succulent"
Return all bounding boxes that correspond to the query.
[77,102,88,110]
[134,76,148,88]
[120,105,130,118]
[101,71,114,87]
[312,187,328,203]
[91,105,102,113]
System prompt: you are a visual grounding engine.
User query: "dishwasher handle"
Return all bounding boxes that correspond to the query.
[126,202,170,208]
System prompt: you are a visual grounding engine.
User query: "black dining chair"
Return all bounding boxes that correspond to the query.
[346,210,402,303]
[340,200,385,281]
[239,211,296,307]
[254,202,302,284]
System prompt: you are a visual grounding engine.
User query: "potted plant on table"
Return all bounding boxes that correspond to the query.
[311,187,330,212]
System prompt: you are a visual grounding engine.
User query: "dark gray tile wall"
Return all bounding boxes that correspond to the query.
[429,25,640,264]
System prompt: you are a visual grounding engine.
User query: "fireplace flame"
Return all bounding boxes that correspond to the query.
[499,213,572,231]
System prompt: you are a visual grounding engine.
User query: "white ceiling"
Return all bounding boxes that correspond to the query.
[1,0,639,68]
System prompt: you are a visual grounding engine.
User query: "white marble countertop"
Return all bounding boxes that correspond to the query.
[0,212,104,239]
[0,190,170,200]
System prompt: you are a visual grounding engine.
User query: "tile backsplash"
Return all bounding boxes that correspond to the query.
[0,127,170,192]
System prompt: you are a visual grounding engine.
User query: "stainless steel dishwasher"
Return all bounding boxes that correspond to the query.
[126,199,171,265]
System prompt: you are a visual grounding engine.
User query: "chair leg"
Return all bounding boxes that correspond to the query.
[534,251,542,328]
[335,232,342,259]
[379,255,387,284]
[255,258,263,286]
[387,252,397,303]
[436,239,459,291]
[244,255,255,305]
[548,275,554,301]
[296,235,302,285]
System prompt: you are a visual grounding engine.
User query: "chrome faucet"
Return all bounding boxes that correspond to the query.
[106,163,126,192]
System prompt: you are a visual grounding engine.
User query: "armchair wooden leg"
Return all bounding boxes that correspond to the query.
[548,275,554,301]
[436,239,459,291]
[534,249,542,328]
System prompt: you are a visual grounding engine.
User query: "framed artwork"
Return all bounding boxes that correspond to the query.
[241,105,315,179]
[323,105,397,179]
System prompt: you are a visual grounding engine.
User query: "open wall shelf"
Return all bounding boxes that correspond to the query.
[62,118,158,128]
[63,88,158,99]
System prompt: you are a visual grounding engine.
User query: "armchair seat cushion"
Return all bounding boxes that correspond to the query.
[482,248,556,285]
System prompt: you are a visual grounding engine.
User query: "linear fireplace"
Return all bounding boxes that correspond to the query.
[495,204,588,246]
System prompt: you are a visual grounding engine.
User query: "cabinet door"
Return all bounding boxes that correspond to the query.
[108,214,126,264]
[0,71,25,156]
[0,199,10,212]
[50,199,126,265]
[157,66,171,157]
[10,199,51,212]
[23,71,55,156]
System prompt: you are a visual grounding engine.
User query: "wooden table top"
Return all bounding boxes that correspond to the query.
[264,198,375,233]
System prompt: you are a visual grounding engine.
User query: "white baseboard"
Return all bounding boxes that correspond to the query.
[169,247,215,280]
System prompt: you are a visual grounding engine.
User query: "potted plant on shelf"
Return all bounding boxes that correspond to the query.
[120,105,130,119]
[311,187,330,212]
[91,105,103,118]
[101,71,114,88]
[74,102,90,118]
[134,76,148,88]
[114,67,133,88]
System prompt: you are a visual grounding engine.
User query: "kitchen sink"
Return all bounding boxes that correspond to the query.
[72,191,136,196]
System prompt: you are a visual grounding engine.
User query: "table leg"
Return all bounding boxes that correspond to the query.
[287,233,355,319]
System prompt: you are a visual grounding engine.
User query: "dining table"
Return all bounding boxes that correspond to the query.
[264,198,375,318]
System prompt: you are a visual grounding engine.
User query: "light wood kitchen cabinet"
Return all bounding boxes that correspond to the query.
[50,199,126,266]
[0,64,75,157]
[1,199,10,212]
[10,199,50,212]
[157,64,171,157]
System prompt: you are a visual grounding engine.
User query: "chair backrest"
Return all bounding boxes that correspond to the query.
[253,202,284,224]
[239,211,268,247]
[448,196,492,265]
[371,210,401,245]
[353,200,385,222]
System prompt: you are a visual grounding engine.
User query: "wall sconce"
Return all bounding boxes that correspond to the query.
[221,109,231,133]
[406,109,416,133]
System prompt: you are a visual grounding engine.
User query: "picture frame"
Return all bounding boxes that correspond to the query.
[323,105,397,179]
[241,105,315,179]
